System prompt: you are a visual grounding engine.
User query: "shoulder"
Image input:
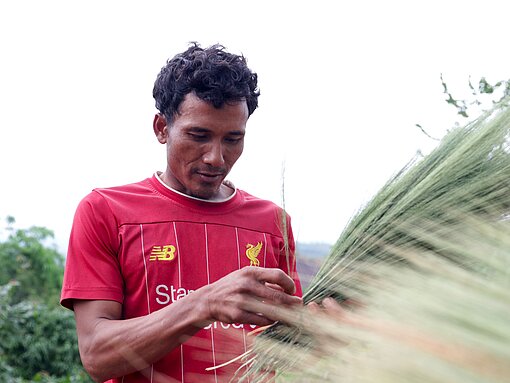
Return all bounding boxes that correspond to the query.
[74,177,156,224]
[237,189,287,215]
[233,189,294,235]
[91,178,153,200]
[78,177,154,209]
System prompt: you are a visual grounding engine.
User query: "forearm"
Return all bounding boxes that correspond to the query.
[77,294,208,382]
[75,267,301,382]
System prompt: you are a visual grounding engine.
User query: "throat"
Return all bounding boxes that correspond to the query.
[215,182,235,200]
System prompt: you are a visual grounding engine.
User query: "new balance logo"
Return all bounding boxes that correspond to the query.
[149,245,176,261]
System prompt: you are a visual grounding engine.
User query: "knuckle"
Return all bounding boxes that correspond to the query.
[229,308,245,323]
[270,289,284,303]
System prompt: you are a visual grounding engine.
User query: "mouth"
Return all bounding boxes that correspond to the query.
[196,171,225,182]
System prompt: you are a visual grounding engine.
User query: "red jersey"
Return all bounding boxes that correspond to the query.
[61,174,302,383]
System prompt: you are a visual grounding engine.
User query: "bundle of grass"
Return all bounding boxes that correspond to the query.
[245,213,510,382]
[236,97,510,382]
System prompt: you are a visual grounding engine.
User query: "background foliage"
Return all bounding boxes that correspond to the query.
[0,217,92,383]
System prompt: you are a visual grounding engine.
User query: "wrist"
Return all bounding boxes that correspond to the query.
[187,284,215,327]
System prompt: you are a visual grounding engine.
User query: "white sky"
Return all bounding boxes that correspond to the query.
[1,0,509,252]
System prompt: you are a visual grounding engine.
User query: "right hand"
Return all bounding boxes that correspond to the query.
[198,266,302,327]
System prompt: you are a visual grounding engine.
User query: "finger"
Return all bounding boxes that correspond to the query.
[306,301,321,314]
[322,297,347,318]
[243,280,302,307]
[242,298,293,323]
[265,282,284,292]
[234,311,275,327]
[249,267,297,295]
[264,285,302,306]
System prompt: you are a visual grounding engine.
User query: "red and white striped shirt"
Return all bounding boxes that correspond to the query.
[61,174,302,383]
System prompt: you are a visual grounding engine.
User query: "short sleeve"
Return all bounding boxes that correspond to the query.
[278,214,302,297]
[60,191,124,310]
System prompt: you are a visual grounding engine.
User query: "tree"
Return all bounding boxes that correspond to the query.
[441,75,510,120]
[0,217,93,383]
[0,217,64,306]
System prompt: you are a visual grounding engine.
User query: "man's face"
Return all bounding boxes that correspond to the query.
[154,92,248,200]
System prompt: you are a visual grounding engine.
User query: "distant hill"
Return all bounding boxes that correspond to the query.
[296,242,332,259]
[295,242,332,291]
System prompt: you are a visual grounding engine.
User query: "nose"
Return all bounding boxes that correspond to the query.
[203,141,225,167]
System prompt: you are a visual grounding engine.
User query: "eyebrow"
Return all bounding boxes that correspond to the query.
[188,127,245,136]
[228,131,245,136]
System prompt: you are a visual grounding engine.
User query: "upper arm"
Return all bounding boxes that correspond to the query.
[61,193,124,310]
[73,300,122,351]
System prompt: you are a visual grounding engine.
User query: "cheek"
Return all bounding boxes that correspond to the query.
[228,143,244,163]
[168,142,202,166]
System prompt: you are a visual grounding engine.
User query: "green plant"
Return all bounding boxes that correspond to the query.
[0,219,93,383]
[239,96,510,382]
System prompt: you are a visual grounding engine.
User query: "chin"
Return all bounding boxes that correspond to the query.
[190,187,219,200]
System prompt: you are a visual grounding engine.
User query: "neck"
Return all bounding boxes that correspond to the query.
[155,172,236,203]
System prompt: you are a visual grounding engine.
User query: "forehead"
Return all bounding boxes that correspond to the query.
[172,93,249,132]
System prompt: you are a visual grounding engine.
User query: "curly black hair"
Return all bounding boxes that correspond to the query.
[153,42,260,124]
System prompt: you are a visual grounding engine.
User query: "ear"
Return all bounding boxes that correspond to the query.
[153,114,168,144]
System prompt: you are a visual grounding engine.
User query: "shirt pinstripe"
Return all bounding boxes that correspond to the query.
[61,175,302,383]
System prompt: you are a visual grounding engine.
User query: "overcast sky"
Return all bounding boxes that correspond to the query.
[1,0,509,252]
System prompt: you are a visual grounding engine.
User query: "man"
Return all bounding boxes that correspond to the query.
[61,43,302,383]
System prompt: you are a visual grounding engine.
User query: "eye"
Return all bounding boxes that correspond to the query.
[225,136,244,144]
[188,133,208,141]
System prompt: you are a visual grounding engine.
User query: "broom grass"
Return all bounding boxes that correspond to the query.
[236,96,510,382]
[246,215,510,383]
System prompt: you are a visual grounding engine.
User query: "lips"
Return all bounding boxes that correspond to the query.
[198,172,223,177]
[196,171,225,182]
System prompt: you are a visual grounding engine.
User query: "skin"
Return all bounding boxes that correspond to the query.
[153,92,247,201]
[307,298,346,316]
[74,93,302,383]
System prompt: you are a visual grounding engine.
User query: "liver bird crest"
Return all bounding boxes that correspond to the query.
[246,242,263,266]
